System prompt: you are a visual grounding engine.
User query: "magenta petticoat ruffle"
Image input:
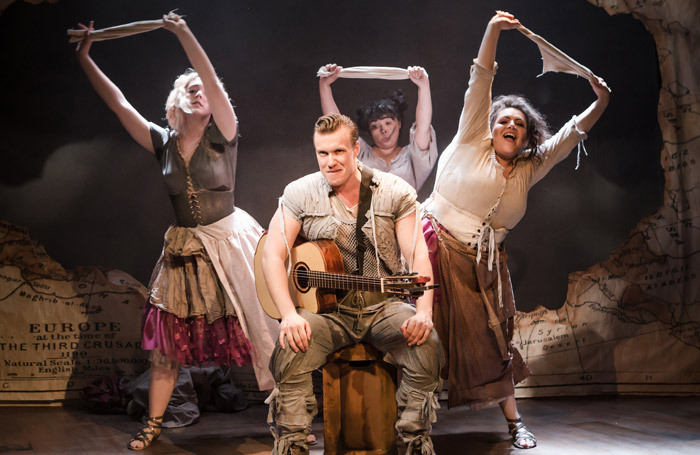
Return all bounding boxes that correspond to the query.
[141,300,253,367]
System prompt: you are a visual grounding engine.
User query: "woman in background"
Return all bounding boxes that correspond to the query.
[319,63,438,191]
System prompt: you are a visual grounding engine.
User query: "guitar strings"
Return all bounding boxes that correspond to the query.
[293,270,420,282]
[292,269,423,292]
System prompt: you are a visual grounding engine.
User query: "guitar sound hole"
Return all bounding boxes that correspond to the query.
[294,263,310,292]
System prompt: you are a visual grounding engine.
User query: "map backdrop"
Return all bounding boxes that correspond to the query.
[514,0,700,397]
[0,220,149,403]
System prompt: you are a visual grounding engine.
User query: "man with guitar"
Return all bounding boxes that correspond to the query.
[261,113,443,455]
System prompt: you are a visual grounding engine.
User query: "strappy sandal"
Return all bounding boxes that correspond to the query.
[507,417,537,449]
[127,415,163,451]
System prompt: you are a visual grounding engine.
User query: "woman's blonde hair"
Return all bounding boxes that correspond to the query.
[164,69,231,159]
[164,69,230,131]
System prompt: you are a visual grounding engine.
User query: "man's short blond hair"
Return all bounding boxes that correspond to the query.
[314,113,359,145]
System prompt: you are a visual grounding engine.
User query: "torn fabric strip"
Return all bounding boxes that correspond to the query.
[517,25,598,82]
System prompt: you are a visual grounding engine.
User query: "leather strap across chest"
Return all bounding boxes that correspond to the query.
[354,167,374,276]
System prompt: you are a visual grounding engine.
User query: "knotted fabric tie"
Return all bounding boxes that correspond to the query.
[264,387,280,424]
[405,434,436,455]
[475,224,504,307]
[420,390,440,424]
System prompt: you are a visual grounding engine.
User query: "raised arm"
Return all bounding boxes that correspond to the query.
[574,77,610,133]
[262,208,311,353]
[452,12,520,147]
[395,210,434,346]
[476,11,521,71]
[75,22,153,153]
[318,63,342,115]
[408,66,432,150]
[162,16,237,141]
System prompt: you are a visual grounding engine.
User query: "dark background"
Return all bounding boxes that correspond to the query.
[0,0,663,312]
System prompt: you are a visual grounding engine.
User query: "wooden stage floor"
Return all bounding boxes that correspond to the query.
[1,396,698,454]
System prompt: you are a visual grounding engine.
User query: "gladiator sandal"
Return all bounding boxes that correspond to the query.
[507,417,537,449]
[127,415,163,451]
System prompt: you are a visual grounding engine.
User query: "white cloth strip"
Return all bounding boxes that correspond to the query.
[575,140,589,170]
[317,66,410,80]
[518,24,603,172]
[67,12,180,44]
[517,25,598,82]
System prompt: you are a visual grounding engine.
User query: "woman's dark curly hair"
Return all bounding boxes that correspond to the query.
[490,94,551,165]
[356,90,409,131]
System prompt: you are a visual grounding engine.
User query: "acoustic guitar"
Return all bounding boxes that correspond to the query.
[254,232,435,320]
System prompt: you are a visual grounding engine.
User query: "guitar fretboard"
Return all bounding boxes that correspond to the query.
[294,269,385,292]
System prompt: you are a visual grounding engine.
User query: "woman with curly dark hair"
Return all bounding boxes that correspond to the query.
[422,11,610,449]
[319,64,438,191]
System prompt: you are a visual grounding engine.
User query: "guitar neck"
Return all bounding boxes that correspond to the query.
[295,269,386,293]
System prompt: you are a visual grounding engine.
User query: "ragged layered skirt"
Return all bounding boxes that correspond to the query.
[423,217,530,410]
[142,208,278,391]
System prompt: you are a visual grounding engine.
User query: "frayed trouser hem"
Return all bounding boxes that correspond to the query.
[395,381,441,454]
[269,427,308,455]
[401,434,436,455]
[266,386,316,454]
